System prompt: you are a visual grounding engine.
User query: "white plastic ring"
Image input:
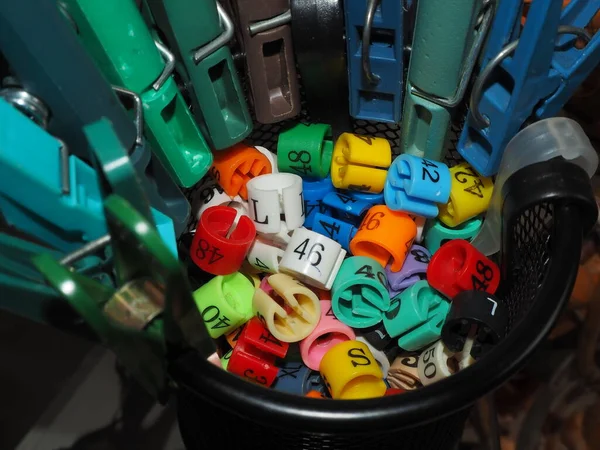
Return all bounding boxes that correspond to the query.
[418,340,456,386]
[279,227,346,290]
[247,236,285,274]
[246,173,305,236]
[255,146,279,174]
[356,336,390,378]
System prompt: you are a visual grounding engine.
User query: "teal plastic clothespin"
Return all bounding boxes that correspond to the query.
[33,195,216,399]
[0,99,104,252]
[61,0,213,188]
[143,0,252,150]
[401,0,494,160]
[0,103,177,255]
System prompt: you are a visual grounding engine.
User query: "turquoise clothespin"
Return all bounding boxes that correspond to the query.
[401,0,494,160]
[0,100,177,255]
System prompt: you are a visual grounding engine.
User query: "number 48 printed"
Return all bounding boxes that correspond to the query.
[195,238,225,264]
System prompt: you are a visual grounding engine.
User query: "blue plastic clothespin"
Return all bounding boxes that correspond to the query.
[303,178,335,229]
[458,0,600,177]
[536,0,600,119]
[345,0,403,123]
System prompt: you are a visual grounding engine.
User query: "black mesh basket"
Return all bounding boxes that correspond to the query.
[171,124,598,449]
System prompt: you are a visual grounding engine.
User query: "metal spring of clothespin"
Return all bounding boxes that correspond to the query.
[0,77,50,130]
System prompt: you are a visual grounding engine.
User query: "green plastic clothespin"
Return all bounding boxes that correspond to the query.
[33,195,216,399]
[84,118,178,255]
[61,0,213,188]
[84,118,154,223]
[143,0,252,150]
[0,229,111,328]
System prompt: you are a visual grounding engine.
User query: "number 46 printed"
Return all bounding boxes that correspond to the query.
[279,228,347,290]
[293,239,324,267]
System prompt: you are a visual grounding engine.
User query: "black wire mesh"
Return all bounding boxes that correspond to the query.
[504,202,554,333]
[177,391,469,450]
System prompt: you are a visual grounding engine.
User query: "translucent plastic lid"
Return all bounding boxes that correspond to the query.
[471,117,599,256]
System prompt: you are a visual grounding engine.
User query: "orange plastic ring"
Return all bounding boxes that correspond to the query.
[305,390,326,399]
[349,205,417,272]
[211,143,272,199]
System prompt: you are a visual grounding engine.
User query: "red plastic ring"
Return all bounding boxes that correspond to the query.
[191,205,256,275]
[427,239,500,299]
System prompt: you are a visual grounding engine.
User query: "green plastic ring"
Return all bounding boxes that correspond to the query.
[277,123,333,179]
[424,217,483,255]
[397,300,450,351]
[383,280,445,338]
[331,256,390,328]
[193,272,254,338]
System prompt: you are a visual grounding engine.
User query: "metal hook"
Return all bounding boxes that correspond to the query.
[409,0,496,109]
[152,40,176,91]
[469,25,591,129]
[475,0,492,28]
[57,1,79,34]
[111,86,144,149]
[0,87,50,129]
[362,0,381,86]
[57,139,71,195]
[193,3,234,64]
[248,9,292,36]
[59,234,111,266]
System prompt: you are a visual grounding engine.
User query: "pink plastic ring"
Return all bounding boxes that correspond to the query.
[259,275,273,295]
[299,300,356,371]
